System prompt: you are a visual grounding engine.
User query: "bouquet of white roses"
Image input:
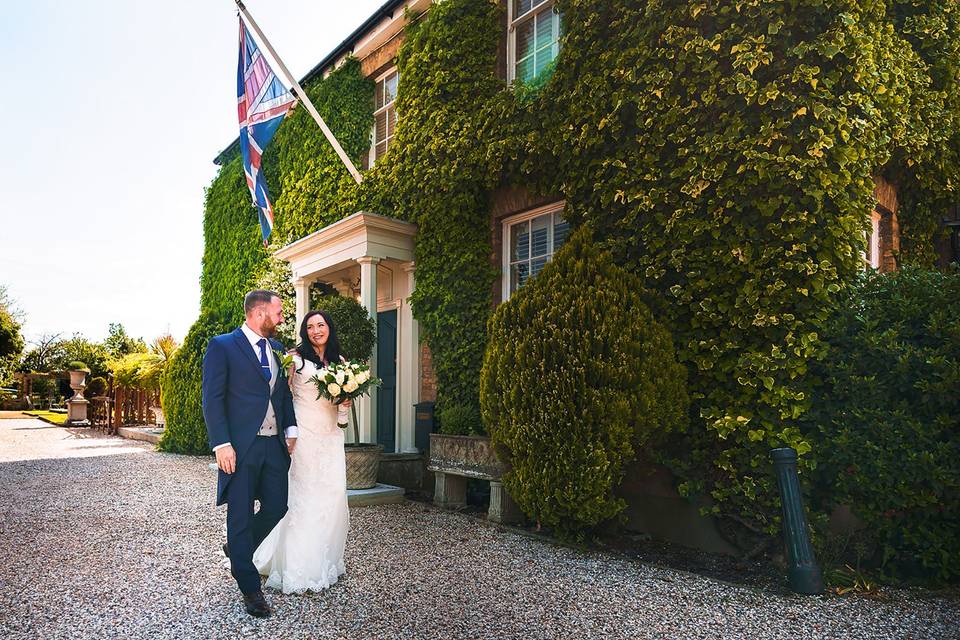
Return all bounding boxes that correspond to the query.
[309,361,381,439]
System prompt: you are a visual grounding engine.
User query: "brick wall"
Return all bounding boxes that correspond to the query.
[419,342,437,402]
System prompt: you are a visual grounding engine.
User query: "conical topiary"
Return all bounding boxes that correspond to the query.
[481,225,688,538]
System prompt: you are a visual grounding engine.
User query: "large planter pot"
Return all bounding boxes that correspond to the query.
[345,443,384,490]
[68,370,87,389]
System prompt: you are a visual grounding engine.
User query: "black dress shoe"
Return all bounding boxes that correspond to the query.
[242,590,271,618]
[222,543,230,558]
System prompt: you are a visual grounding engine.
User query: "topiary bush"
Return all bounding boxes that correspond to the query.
[481,227,689,538]
[804,267,960,582]
[437,403,482,436]
[314,295,376,362]
[159,313,235,455]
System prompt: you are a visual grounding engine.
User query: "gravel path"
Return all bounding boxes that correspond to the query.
[0,418,956,639]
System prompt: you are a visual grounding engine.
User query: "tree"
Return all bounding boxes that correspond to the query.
[0,307,24,386]
[18,333,64,373]
[103,323,147,358]
[56,334,110,378]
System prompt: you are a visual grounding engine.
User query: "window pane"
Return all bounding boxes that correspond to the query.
[375,140,387,160]
[535,10,553,51]
[515,0,548,19]
[530,214,549,257]
[516,56,535,83]
[553,213,569,250]
[511,220,529,262]
[516,19,535,63]
[375,79,385,110]
[375,110,388,146]
[531,256,548,279]
[384,71,398,104]
[511,262,530,293]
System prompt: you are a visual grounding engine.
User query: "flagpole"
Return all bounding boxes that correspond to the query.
[235,0,363,184]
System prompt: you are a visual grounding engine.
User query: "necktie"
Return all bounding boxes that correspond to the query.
[256,338,272,382]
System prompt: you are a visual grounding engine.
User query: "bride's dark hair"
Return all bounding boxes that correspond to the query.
[296,310,341,372]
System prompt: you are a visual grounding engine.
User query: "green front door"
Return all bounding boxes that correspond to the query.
[376,309,397,453]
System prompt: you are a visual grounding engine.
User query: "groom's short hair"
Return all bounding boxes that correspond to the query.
[244,289,280,315]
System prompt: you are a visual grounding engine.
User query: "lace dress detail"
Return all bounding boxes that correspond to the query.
[253,355,349,593]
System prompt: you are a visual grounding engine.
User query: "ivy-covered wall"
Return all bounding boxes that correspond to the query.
[165,0,959,561]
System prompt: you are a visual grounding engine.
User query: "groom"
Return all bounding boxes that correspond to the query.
[202,289,297,618]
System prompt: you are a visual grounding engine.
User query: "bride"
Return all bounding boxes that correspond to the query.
[253,310,350,593]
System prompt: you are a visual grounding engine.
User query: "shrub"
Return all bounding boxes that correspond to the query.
[159,313,235,455]
[805,267,960,582]
[110,352,165,390]
[314,294,376,361]
[66,361,89,372]
[438,403,482,436]
[481,227,688,538]
[84,376,108,398]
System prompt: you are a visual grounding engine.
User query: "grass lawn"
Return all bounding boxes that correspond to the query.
[23,410,69,425]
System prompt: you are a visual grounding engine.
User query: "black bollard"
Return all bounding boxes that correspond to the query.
[771,447,823,594]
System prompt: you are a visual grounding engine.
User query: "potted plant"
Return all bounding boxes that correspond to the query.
[66,361,90,388]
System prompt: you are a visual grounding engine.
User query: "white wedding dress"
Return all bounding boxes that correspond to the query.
[253,354,349,593]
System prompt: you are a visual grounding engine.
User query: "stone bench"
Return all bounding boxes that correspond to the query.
[427,434,523,524]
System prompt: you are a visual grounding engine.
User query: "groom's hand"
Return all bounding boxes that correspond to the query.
[215,445,237,474]
[286,437,297,454]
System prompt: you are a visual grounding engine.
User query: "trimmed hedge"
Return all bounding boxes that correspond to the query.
[805,267,960,581]
[314,294,376,362]
[159,313,235,455]
[481,227,688,538]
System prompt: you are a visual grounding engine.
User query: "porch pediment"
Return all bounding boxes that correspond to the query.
[273,211,416,281]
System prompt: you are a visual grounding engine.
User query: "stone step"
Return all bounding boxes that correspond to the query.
[117,426,164,444]
[204,462,403,507]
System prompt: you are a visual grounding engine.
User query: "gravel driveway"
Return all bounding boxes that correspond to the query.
[0,417,956,639]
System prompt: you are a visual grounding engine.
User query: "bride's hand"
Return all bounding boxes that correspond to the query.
[341,398,353,409]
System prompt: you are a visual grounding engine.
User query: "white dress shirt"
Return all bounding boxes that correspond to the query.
[211,323,298,452]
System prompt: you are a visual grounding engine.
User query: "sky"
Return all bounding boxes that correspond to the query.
[0,0,387,345]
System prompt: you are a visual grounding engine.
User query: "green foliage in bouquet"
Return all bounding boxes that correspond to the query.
[804,267,960,582]
[159,313,235,455]
[481,227,689,538]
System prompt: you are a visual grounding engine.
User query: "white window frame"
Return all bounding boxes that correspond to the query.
[506,0,561,83]
[501,201,567,300]
[863,210,881,270]
[369,67,399,166]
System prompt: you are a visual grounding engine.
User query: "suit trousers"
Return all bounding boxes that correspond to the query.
[225,435,289,594]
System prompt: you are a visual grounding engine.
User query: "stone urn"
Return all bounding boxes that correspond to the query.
[66,370,90,425]
[344,443,384,490]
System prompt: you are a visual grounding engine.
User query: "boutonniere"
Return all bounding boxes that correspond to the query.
[273,349,294,374]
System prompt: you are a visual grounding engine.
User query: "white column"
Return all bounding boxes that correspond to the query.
[357,256,380,445]
[398,261,419,452]
[293,276,311,333]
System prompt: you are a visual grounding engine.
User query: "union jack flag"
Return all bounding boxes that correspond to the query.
[237,18,296,245]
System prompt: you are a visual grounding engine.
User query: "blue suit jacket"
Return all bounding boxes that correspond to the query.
[202,327,295,505]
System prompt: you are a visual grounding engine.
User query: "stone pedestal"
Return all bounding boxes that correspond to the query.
[488,480,523,524]
[433,471,466,509]
[66,371,90,426]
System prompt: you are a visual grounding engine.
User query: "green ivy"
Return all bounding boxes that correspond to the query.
[168,0,960,574]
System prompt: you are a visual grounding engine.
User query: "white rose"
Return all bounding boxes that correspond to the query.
[358,371,370,384]
[327,383,341,396]
[343,380,359,393]
[334,371,345,385]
